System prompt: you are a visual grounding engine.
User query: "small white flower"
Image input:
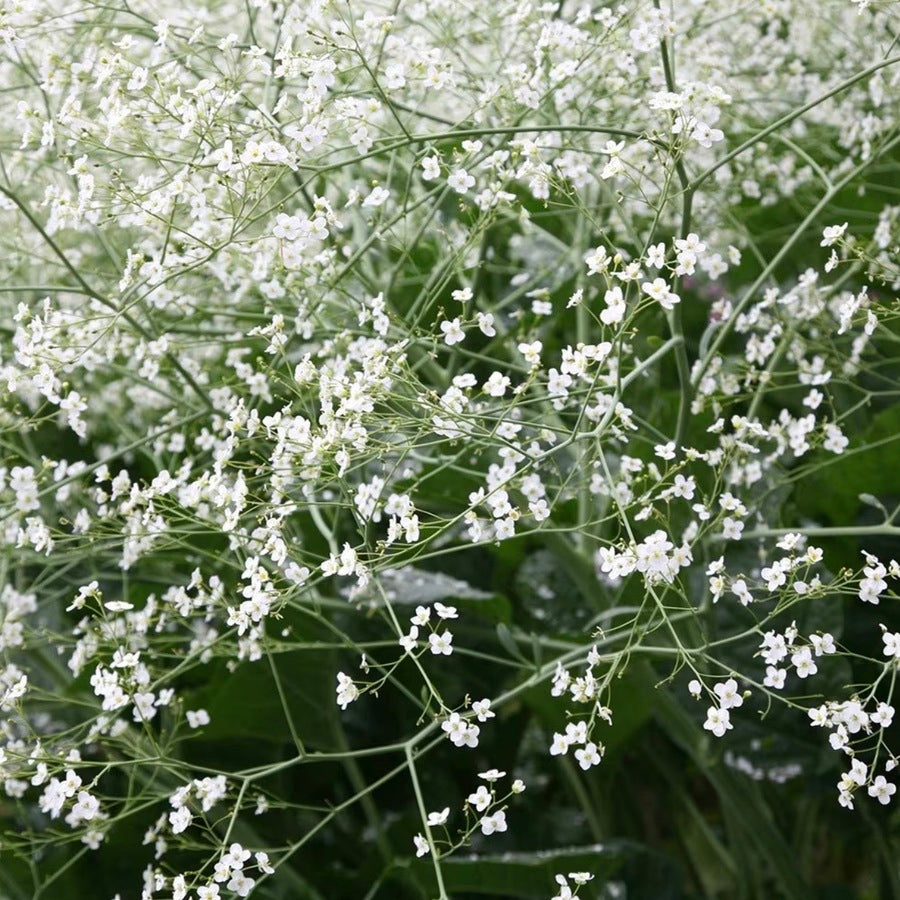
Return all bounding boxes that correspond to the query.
[399,626,419,654]
[713,678,743,710]
[584,246,609,275]
[600,286,626,326]
[362,186,390,208]
[421,156,441,181]
[820,223,848,246]
[868,775,896,805]
[428,631,453,655]
[642,278,680,311]
[467,784,492,811]
[187,709,210,728]
[517,341,542,366]
[479,810,507,835]
[169,807,192,834]
[440,318,465,345]
[646,242,666,268]
[703,706,732,738]
[426,807,449,826]
[791,646,818,678]
[574,742,602,770]
[882,632,900,659]
[477,312,497,336]
[448,169,475,193]
[872,703,895,729]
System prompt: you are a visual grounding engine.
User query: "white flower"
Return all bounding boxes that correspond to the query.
[691,121,724,148]
[713,678,743,710]
[791,646,818,678]
[227,871,256,897]
[472,699,495,722]
[440,318,465,345]
[483,371,511,396]
[428,631,453,655]
[169,806,192,834]
[442,712,479,748]
[518,341,543,366]
[427,807,449,826]
[479,810,507,835]
[584,246,609,275]
[655,441,676,460]
[448,169,475,193]
[868,775,896,805]
[335,672,359,710]
[820,223,848,246]
[646,242,666,268]
[884,632,900,659]
[399,626,419,654]
[872,703,895,729]
[414,833,430,856]
[810,633,836,656]
[600,286,626,326]
[467,785,492,811]
[574,742,602,770]
[187,709,210,728]
[171,875,189,900]
[642,278,680,311]
[421,156,441,181]
[247,852,271,875]
[848,759,868,786]
[362,186,390,208]
[703,706,732,737]
[477,312,496,336]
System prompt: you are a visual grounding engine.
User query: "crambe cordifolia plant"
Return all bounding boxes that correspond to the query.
[1,1,900,897]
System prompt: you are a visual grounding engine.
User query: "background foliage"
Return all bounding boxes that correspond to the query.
[1,1,900,898]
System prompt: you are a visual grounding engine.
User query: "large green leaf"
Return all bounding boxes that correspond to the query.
[794,405,900,526]
[359,566,512,623]
[411,840,680,898]
[645,663,814,900]
[192,646,341,751]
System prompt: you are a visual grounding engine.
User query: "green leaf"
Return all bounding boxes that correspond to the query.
[361,567,512,623]
[412,841,677,898]
[645,663,814,900]
[193,646,341,751]
[496,622,529,663]
[795,405,900,525]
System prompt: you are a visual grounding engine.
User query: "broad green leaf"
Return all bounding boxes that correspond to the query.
[645,663,813,900]
[361,566,512,623]
[411,841,679,898]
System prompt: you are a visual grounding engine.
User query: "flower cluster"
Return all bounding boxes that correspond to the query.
[1,0,900,896]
